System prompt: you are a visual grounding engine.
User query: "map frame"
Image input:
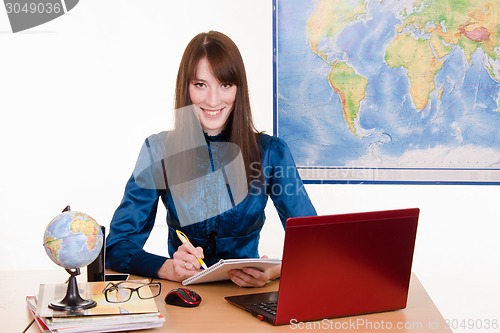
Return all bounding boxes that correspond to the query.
[272,0,500,185]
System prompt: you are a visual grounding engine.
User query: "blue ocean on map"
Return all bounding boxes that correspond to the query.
[276,0,500,173]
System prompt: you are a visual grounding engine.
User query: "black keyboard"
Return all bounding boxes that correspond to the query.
[253,301,277,315]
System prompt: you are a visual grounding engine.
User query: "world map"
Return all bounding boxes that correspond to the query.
[275,0,500,183]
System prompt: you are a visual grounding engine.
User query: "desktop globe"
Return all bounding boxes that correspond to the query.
[43,208,104,311]
[43,210,103,269]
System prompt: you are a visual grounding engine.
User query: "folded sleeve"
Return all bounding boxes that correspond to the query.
[265,137,317,226]
[105,174,167,278]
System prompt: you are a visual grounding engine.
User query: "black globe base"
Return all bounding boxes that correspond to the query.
[49,268,97,311]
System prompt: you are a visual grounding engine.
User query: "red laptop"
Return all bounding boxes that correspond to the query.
[225,208,420,325]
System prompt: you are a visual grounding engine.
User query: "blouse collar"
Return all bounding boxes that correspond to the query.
[204,130,228,142]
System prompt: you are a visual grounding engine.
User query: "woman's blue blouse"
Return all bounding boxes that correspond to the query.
[105,132,317,278]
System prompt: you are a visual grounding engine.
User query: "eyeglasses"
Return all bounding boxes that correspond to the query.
[102,281,161,303]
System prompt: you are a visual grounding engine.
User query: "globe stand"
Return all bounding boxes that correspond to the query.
[49,268,97,311]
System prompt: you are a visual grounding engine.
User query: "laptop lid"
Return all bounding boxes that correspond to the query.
[225,208,420,325]
[273,207,420,325]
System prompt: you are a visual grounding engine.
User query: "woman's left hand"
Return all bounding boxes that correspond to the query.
[227,255,281,287]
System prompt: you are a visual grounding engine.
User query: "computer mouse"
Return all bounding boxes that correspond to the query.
[165,287,202,307]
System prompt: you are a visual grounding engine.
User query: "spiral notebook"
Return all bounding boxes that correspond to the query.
[182,258,281,286]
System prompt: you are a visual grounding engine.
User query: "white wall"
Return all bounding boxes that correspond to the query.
[1,1,498,331]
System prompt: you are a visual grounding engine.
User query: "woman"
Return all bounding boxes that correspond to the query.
[106,31,316,287]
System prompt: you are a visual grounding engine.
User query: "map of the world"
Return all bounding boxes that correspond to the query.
[275,0,500,183]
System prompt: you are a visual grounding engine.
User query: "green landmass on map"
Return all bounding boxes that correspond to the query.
[306,0,500,133]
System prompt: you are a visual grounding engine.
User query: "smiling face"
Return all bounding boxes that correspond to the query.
[189,57,237,136]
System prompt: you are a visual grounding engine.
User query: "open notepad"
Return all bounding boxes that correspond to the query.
[182,258,281,286]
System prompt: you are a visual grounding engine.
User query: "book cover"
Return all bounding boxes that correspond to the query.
[182,258,281,285]
[36,280,160,319]
[45,313,165,333]
[29,281,165,333]
[26,296,53,333]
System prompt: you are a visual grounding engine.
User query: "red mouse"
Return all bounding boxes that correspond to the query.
[165,287,202,307]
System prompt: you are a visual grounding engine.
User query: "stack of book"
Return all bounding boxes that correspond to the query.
[26,280,165,333]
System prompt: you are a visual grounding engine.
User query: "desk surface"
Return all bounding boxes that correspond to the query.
[1,270,451,333]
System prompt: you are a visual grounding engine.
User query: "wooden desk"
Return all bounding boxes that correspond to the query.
[1,270,451,332]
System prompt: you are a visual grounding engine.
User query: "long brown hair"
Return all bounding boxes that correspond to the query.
[175,31,261,186]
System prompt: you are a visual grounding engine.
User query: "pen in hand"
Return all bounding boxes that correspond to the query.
[176,230,208,270]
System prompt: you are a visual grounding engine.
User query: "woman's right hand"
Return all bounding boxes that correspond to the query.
[157,242,205,282]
